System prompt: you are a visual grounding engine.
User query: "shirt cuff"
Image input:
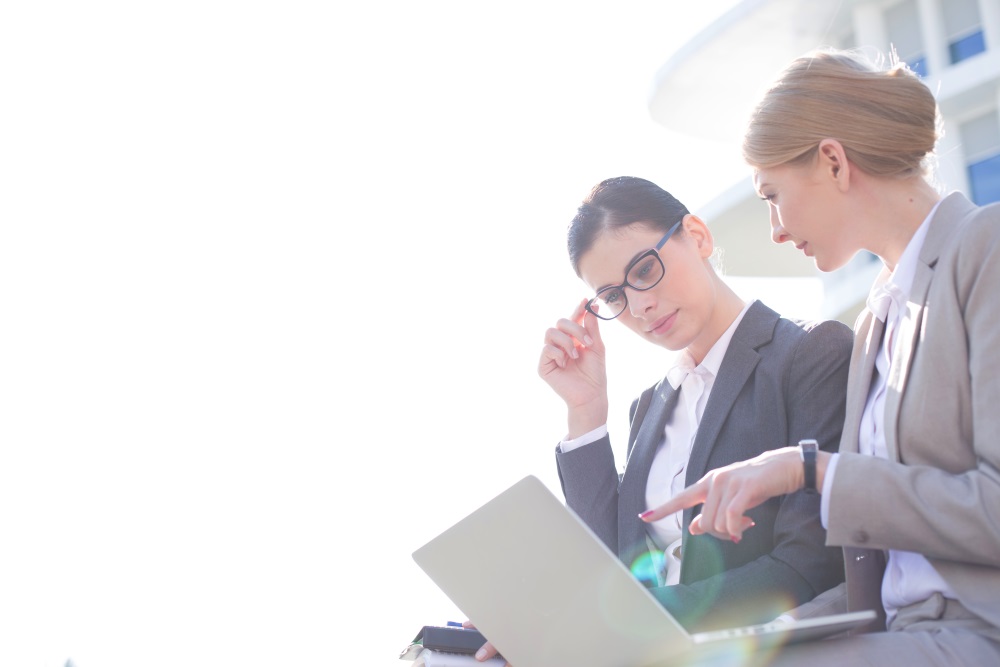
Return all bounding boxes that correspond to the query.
[820,453,839,529]
[558,424,608,453]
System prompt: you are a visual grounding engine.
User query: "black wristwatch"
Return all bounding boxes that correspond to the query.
[799,439,818,493]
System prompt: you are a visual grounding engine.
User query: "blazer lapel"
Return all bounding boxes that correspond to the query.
[683,301,772,487]
[840,308,884,454]
[884,297,925,462]
[617,377,679,559]
[884,193,970,462]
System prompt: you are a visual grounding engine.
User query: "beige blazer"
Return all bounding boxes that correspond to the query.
[828,191,1000,632]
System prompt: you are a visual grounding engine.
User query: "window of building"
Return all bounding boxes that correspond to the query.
[967,156,1000,204]
[962,112,1000,205]
[944,0,986,64]
[885,0,926,76]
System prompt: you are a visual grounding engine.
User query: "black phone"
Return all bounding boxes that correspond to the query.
[418,625,488,654]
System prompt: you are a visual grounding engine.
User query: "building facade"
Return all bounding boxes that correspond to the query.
[649,0,1000,324]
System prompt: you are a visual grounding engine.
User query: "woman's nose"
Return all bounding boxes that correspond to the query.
[627,288,656,318]
[770,208,790,244]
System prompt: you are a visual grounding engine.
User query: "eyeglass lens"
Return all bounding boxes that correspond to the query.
[591,252,665,319]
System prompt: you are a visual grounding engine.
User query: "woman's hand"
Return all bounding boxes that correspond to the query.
[639,447,806,542]
[462,621,511,666]
[538,299,609,438]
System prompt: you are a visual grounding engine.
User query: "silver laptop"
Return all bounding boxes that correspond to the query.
[412,474,875,667]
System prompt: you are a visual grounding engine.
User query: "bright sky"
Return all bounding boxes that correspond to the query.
[0,2,829,666]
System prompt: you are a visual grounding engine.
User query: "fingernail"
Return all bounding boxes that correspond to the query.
[638,510,653,520]
[475,648,487,660]
[584,335,594,346]
[571,348,579,359]
[731,535,741,544]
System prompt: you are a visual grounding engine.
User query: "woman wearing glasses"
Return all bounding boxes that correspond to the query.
[640,49,1000,664]
[538,175,852,632]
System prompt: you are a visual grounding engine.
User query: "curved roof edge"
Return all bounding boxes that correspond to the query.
[649,0,768,90]
[647,0,852,142]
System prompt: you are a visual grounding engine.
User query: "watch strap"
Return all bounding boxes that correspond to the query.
[799,439,818,492]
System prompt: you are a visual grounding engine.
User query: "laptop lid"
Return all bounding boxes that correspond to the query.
[413,475,694,667]
[412,474,875,667]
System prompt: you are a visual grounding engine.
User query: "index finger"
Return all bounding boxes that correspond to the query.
[638,480,707,522]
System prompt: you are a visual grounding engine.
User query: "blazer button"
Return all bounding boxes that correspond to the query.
[853,530,869,544]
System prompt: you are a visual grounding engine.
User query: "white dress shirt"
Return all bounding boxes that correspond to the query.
[821,202,955,624]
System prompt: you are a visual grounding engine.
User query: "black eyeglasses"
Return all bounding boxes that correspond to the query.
[585,220,682,321]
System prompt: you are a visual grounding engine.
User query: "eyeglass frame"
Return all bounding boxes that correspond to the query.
[584,219,683,321]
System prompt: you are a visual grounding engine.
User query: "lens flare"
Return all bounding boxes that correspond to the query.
[629,549,667,587]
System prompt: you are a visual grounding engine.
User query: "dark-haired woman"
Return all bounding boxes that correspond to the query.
[539,175,851,633]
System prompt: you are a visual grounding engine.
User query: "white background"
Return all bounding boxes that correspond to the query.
[0,2,827,665]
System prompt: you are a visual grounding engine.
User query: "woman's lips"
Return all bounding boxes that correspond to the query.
[796,241,811,256]
[648,311,678,336]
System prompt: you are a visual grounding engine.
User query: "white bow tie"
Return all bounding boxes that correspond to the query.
[666,357,697,391]
[867,282,905,323]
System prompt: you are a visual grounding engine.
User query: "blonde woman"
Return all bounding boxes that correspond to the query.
[642,49,1000,664]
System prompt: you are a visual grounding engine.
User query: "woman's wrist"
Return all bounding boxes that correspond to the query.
[780,446,806,492]
[566,400,608,440]
[786,445,832,494]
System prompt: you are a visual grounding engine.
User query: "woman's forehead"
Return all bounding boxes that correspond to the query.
[594,223,662,253]
[579,224,664,285]
[606,221,662,242]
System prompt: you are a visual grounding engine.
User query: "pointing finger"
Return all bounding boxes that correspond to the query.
[638,482,706,522]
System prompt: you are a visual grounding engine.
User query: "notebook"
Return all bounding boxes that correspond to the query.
[412,474,875,667]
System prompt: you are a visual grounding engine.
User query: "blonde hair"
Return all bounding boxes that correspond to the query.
[742,49,940,178]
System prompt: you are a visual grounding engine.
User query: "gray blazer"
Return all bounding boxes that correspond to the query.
[831,192,1000,633]
[557,300,852,631]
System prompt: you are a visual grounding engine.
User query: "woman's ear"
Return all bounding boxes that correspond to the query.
[682,214,715,260]
[818,138,850,192]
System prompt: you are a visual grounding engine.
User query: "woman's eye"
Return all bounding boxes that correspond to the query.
[601,289,623,306]
[630,257,658,283]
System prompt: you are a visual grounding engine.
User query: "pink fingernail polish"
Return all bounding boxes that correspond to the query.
[731,535,741,544]
[639,510,653,520]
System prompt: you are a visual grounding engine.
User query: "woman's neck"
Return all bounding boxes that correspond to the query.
[857,176,941,271]
[686,281,746,366]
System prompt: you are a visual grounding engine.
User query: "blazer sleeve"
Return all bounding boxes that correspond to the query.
[555,386,656,553]
[826,218,1000,564]
[554,433,620,552]
[652,320,853,631]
